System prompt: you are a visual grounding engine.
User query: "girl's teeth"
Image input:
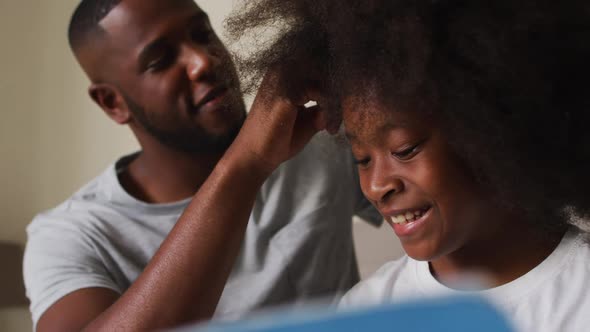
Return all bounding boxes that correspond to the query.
[391,209,427,224]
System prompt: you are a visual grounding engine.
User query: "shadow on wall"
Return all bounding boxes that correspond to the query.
[0,242,28,308]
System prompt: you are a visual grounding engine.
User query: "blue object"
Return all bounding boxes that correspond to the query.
[178,296,514,332]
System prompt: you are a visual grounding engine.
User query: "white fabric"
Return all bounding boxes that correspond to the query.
[340,228,590,332]
[24,133,381,328]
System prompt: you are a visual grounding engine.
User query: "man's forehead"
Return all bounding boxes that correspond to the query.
[99,0,202,43]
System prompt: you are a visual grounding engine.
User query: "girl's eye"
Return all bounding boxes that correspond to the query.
[353,157,371,168]
[392,142,423,160]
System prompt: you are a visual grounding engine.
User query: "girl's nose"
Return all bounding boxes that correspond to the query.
[361,158,404,205]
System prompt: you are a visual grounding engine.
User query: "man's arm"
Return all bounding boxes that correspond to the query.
[36,75,328,332]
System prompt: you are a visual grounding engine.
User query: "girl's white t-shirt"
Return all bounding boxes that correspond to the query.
[340,228,590,332]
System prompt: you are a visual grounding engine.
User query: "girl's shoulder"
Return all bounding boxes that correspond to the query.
[556,226,590,268]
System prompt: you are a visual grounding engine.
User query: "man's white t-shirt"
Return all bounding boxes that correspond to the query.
[24,134,381,329]
[340,228,590,332]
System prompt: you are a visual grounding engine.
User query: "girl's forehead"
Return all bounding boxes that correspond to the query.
[342,95,414,127]
[341,94,435,143]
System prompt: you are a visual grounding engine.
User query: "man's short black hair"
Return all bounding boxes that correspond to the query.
[68,0,122,52]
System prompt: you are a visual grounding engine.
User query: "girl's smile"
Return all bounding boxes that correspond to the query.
[383,205,433,237]
[342,94,491,263]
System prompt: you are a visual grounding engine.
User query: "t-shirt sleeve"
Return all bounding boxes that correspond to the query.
[23,213,122,329]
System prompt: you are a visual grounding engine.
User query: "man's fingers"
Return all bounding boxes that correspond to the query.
[289,106,322,155]
[302,104,327,132]
[242,67,334,169]
[303,101,340,135]
[253,70,284,110]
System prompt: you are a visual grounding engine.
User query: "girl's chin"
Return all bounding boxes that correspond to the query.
[401,240,444,262]
[403,248,436,262]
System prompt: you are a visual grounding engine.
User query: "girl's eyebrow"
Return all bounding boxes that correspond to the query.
[345,121,402,142]
[376,121,402,134]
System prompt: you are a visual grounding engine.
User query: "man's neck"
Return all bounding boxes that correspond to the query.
[120,146,224,204]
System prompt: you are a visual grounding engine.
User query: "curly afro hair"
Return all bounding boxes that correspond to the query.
[227,0,590,234]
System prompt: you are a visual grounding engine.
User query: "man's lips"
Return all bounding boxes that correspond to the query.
[193,85,229,111]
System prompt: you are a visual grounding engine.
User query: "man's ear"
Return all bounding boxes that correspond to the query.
[89,84,132,124]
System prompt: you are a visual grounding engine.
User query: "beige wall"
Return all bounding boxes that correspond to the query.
[0,1,239,245]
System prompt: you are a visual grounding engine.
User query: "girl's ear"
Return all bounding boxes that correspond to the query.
[89,84,132,124]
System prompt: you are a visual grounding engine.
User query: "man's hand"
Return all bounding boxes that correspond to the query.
[227,70,329,175]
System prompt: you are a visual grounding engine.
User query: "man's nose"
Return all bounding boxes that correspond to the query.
[362,158,404,205]
[183,45,215,82]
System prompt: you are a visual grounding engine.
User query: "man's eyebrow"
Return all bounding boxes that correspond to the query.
[137,11,210,66]
[192,10,210,24]
[186,10,211,30]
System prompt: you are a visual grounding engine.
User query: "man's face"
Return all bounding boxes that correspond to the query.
[99,0,246,154]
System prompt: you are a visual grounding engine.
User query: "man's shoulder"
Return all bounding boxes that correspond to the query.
[297,132,351,162]
[28,162,120,234]
[277,133,354,179]
[261,133,358,205]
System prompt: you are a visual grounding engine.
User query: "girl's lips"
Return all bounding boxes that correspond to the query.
[388,206,433,237]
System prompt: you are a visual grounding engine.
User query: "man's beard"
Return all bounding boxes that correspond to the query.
[125,96,245,155]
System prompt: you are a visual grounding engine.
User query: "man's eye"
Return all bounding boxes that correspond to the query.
[147,51,175,71]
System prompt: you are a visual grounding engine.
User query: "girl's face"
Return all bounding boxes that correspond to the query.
[343,96,490,261]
